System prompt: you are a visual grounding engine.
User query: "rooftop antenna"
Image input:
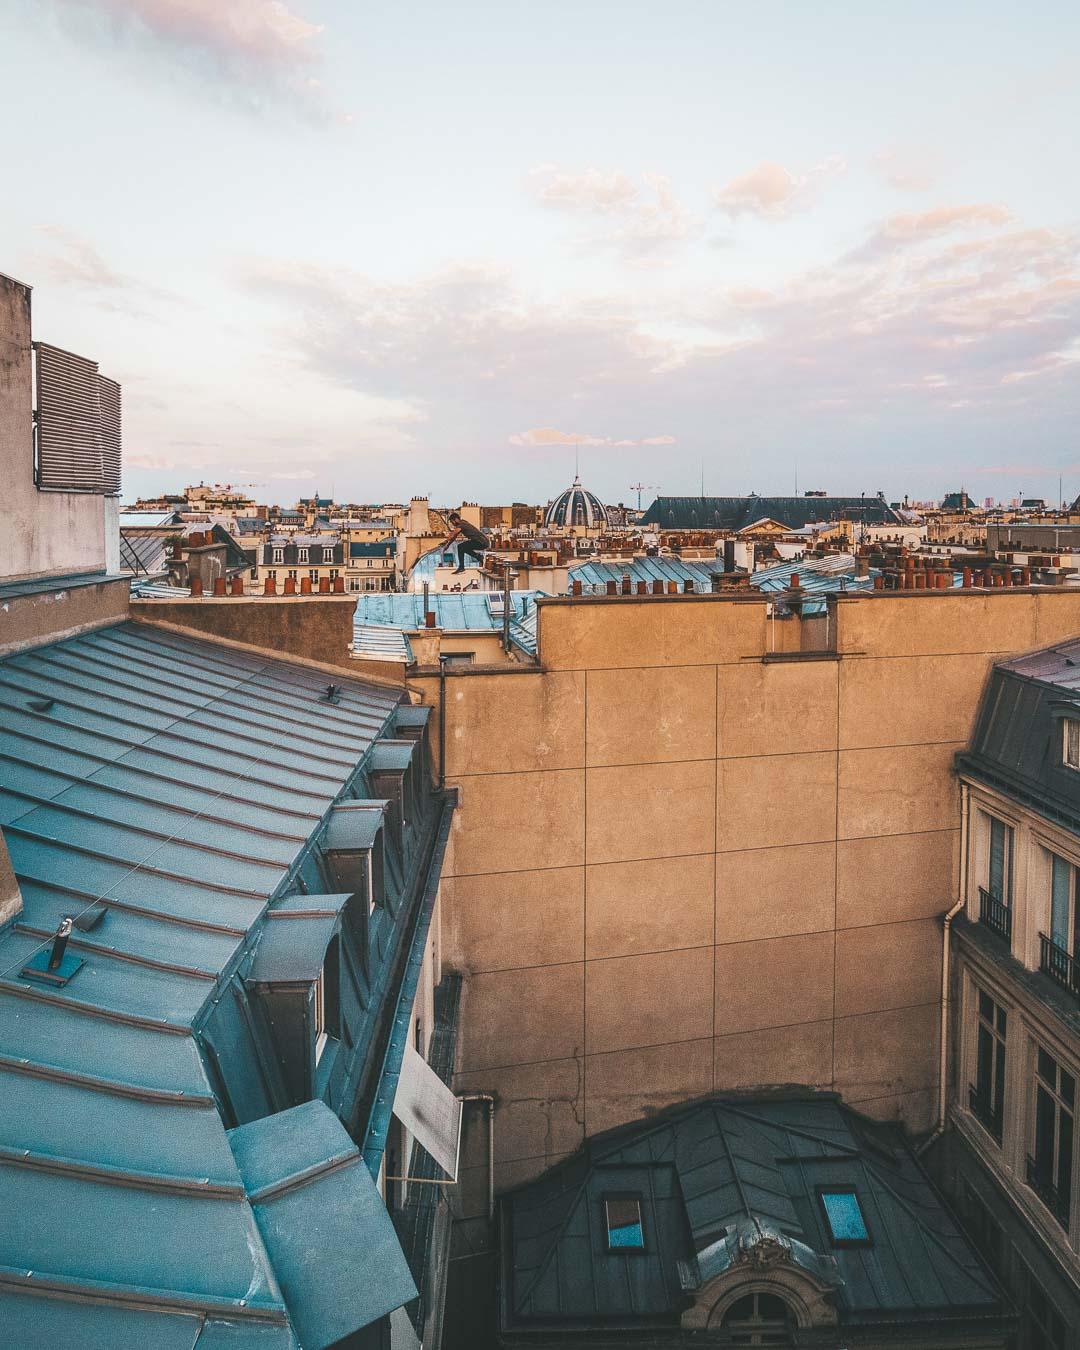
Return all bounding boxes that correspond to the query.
[794,457,798,497]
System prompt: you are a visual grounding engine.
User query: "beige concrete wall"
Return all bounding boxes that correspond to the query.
[0,273,109,583]
[440,589,1080,1204]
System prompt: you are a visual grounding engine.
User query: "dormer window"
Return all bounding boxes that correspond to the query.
[314,972,328,1063]
[604,1195,644,1250]
[272,546,284,564]
[299,547,309,563]
[1064,719,1080,770]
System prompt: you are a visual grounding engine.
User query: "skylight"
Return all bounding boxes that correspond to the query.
[820,1189,871,1245]
[605,1196,644,1250]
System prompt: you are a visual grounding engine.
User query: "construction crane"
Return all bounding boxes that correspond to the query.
[629,483,660,511]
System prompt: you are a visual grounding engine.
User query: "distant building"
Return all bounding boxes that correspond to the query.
[641,493,902,531]
[544,475,609,532]
[257,531,344,591]
[347,538,398,591]
[500,1094,1012,1346]
[937,638,1080,1344]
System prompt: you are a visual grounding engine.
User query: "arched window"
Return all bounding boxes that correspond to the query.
[720,1291,794,1346]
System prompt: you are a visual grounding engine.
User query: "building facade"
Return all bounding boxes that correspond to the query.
[937,640,1080,1349]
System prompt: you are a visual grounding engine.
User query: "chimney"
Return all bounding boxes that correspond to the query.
[231,576,244,595]
[213,577,226,596]
[190,576,204,597]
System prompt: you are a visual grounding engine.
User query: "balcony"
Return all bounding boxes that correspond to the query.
[978,887,1012,943]
[1039,933,1080,999]
[1026,1155,1070,1231]
[968,1085,1003,1142]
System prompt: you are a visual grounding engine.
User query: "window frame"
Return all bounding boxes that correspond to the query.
[298,547,309,564]
[602,1192,646,1253]
[971,986,1008,1143]
[1029,1043,1075,1232]
[1064,718,1080,772]
[314,972,328,1064]
[817,1186,872,1248]
[987,814,1013,906]
[272,546,284,565]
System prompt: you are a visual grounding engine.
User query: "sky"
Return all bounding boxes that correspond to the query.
[1,1,1078,509]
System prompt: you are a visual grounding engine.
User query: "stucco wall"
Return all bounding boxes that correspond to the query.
[425,588,1080,1207]
[0,273,108,583]
[131,595,364,671]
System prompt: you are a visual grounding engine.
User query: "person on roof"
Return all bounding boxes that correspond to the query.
[442,512,488,574]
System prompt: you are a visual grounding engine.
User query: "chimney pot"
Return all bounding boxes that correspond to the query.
[790,573,801,590]
[212,577,226,597]
[319,577,331,594]
[334,576,345,593]
[425,611,436,628]
[683,579,694,593]
[284,577,296,595]
[300,576,312,594]
[606,580,617,596]
[571,579,582,596]
[190,576,204,597]
[962,566,972,588]
[263,577,276,595]
[667,580,678,594]
[637,581,648,594]
[652,580,664,594]
[231,576,244,595]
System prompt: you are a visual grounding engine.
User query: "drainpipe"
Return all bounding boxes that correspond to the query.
[438,654,448,789]
[459,1093,495,1220]
[922,781,969,1154]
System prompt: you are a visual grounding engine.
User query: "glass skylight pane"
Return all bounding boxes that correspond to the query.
[605,1197,644,1249]
[821,1190,869,1243]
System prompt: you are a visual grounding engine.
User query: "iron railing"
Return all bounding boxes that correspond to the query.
[979,887,1012,942]
[1027,1155,1070,1231]
[968,1085,1003,1142]
[1039,933,1080,998]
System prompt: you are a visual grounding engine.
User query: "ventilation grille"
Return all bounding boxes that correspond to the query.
[34,342,121,496]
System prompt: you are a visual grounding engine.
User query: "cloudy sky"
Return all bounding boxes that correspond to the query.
[1,1,1078,508]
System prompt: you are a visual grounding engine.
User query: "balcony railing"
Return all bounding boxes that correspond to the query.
[1039,932,1080,999]
[979,887,1012,942]
[968,1085,1003,1142]
[1026,1155,1070,1232]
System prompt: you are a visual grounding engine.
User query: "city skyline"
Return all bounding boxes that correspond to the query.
[2,0,1078,505]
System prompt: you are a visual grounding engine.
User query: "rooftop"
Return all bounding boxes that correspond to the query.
[0,619,429,1345]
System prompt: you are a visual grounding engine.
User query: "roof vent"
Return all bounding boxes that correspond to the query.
[21,916,85,987]
[321,683,342,705]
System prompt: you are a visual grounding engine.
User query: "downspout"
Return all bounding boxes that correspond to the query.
[459,1092,495,1221]
[921,780,969,1154]
[438,654,447,789]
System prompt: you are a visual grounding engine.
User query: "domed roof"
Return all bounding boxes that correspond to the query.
[544,475,608,528]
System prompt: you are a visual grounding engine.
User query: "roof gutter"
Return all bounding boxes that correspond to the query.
[361,789,456,1178]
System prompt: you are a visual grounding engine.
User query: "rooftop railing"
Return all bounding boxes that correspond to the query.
[1039,933,1080,999]
[1026,1154,1070,1232]
[979,887,1012,943]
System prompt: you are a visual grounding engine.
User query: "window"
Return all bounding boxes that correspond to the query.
[1064,719,1080,771]
[267,570,277,581]
[299,547,309,563]
[287,569,298,580]
[971,989,1007,1141]
[349,578,360,592]
[249,566,257,580]
[272,547,284,564]
[988,817,1013,904]
[604,1195,644,1250]
[720,1293,794,1347]
[308,569,319,584]
[1050,854,1075,951]
[1028,1046,1074,1231]
[330,568,339,580]
[819,1189,870,1245]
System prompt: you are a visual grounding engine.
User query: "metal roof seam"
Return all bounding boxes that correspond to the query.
[245,1148,361,1204]
[9,883,249,938]
[0,1145,247,1198]
[0,980,193,1033]
[0,1053,217,1106]
[12,924,219,982]
[0,1266,289,1321]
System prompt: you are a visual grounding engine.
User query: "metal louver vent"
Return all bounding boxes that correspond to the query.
[33,342,121,496]
[98,374,121,496]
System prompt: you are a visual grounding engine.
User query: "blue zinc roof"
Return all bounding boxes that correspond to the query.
[353,591,542,657]
[0,620,448,1346]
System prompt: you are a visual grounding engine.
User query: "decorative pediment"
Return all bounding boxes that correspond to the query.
[680,1224,841,1331]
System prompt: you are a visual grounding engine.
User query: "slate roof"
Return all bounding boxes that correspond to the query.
[0,621,419,1346]
[958,637,1080,833]
[501,1095,1003,1336]
[641,495,902,531]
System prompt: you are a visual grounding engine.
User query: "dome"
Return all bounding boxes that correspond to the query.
[544,475,608,529]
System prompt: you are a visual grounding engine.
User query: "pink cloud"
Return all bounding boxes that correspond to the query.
[508,427,677,448]
[526,166,698,255]
[871,145,940,193]
[713,156,844,219]
[851,204,1013,261]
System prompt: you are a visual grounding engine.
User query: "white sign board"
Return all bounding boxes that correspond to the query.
[393,1042,463,1180]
